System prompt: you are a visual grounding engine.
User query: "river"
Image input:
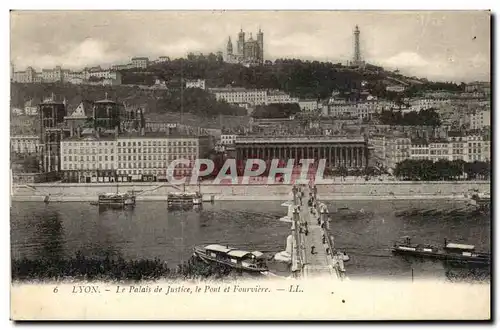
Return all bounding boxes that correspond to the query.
[10,199,490,282]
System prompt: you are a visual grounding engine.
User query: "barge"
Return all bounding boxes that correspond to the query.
[167,192,202,208]
[392,237,490,266]
[193,244,268,272]
[93,192,136,208]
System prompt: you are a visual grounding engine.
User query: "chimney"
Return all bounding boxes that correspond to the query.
[77,126,81,138]
[141,127,145,136]
[115,125,119,138]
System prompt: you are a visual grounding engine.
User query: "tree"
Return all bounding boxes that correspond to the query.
[251,103,301,119]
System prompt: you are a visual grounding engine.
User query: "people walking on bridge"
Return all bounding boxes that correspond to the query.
[322,234,326,244]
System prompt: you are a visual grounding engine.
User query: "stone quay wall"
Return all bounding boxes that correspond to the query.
[11,180,490,202]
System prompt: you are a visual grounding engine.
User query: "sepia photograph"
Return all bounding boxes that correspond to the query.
[8,9,491,320]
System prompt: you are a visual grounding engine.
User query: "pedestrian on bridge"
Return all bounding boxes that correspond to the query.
[311,246,316,255]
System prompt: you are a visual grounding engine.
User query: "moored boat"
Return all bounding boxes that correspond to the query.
[97,192,136,208]
[193,244,268,272]
[168,192,202,208]
[392,236,490,266]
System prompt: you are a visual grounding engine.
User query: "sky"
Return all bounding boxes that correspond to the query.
[10,10,491,83]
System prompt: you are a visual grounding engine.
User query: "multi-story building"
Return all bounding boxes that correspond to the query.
[465,81,491,95]
[468,109,491,130]
[158,56,171,63]
[112,63,134,71]
[386,85,406,93]
[40,66,64,82]
[60,131,212,182]
[370,135,411,170]
[409,139,430,161]
[428,139,451,162]
[372,130,491,169]
[409,98,452,112]
[11,66,36,83]
[220,134,237,146]
[185,79,206,90]
[60,134,117,183]
[24,100,38,116]
[448,134,468,161]
[298,99,319,112]
[10,135,40,154]
[465,134,486,162]
[12,65,122,85]
[116,132,211,181]
[209,87,268,107]
[131,57,149,69]
[267,90,299,104]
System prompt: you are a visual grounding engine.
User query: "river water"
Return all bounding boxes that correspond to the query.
[10,199,490,282]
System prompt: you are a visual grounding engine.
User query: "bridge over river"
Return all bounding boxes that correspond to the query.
[289,185,347,280]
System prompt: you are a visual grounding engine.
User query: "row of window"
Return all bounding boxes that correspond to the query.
[64,155,114,161]
[118,155,195,161]
[63,163,114,170]
[62,162,195,171]
[62,140,198,147]
[118,147,197,154]
[64,141,114,146]
[64,148,113,154]
[118,162,193,169]
[117,140,197,147]
[116,169,192,175]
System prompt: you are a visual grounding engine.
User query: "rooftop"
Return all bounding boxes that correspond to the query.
[235,135,366,144]
[117,131,203,139]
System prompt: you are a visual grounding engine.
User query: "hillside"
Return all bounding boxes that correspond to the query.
[124,57,373,99]
[10,82,247,118]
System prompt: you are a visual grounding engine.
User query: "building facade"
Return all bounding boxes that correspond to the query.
[267,90,299,104]
[235,136,368,169]
[370,135,411,170]
[209,87,268,106]
[298,100,319,112]
[12,66,122,85]
[468,110,491,130]
[371,132,491,169]
[60,132,211,182]
[60,135,117,183]
[220,134,238,145]
[10,135,40,154]
[226,29,264,65]
[131,57,150,69]
[185,79,206,90]
[116,133,211,180]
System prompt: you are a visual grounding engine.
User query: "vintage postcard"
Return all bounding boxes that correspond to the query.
[9,10,491,320]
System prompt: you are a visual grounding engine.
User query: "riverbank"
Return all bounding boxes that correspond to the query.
[11,180,490,202]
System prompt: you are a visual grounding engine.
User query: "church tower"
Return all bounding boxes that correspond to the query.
[237,28,245,56]
[257,28,264,64]
[226,37,233,61]
[227,37,233,54]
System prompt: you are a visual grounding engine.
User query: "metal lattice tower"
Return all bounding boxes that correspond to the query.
[353,25,361,65]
